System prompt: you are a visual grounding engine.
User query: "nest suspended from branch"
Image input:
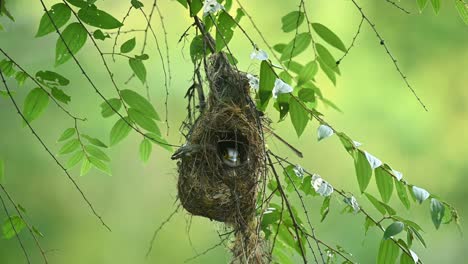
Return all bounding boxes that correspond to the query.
[175,52,269,263]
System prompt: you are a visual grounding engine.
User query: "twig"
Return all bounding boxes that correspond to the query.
[146,204,181,257]
[350,0,427,111]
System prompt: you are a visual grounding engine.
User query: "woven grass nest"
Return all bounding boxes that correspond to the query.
[175,52,268,263]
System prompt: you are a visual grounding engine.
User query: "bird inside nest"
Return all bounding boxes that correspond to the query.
[222,147,240,167]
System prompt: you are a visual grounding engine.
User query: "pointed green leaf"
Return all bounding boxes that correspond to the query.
[100,98,122,118]
[128,58,146,84]
[89,156,111,175]
[417,0,429,12]
[58,139,80,155]
[280,33,312,61]
[110,117,132,146]
[312,23,346,52]
[80,157,91,176]
[258,61,276,109]
[15,72,28,86]
[58,128,76,142]
[430,198,445,229]
[281,11,305,33]
[23,88,49,123]
[377,238,400,264]
[375,167,394,203]
[85,145,110,162]
[316,43,340,74]
[120,37,136,53]
[36,3,71,37]
[139,138,152,163]
[82,135,108,148]
[395,179,411,209]
[77,5,123,29]
[289,98,309,137]
[120,89,159,120]
[354,150,372,193]
[297,61,318,86]
[128,108,160,134]
[55,22,88,66]
[431,0,441,14]
[66,150,85,169]
[365,192,387,215]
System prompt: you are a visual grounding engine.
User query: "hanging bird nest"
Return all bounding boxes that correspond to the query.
[175,52,269,263]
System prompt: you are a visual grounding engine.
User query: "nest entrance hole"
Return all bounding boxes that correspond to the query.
[216,131,249,167]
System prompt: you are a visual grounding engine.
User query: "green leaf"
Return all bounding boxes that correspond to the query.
[430,198,445,229]
[258,61,276,109]
[281,11,304,33]
[412,186,430,204]
[100,98,122,118]
[36,70,70,87]
[354,150,372,193]
[36,3,71,37]
[430,0,441,14]
[395,180,411,209]
[120,37,136,53]
[85,145,110,162]
[82,135,108,148]
[55,22,88,66]
[384,222,404,239]
[131,0,144,9]
[365,192,387,215]
[77,5,123,29]
[0,60,15,77]
[135,54,149,60]
[58,128,76,142]
[0,160,4,183]
[298,88,315,103]
[320,196,331,222]
[364,216,376,235]
[110,117,132,146]
[128,108,160,134]
[417,0,429,12]
[377,238,400,264]
[139,138,152,163]
[455,0,468,25]
[189,0,203,16]
[93,29,110,40]
[120,89,159,120]
[66,150,85,169]
[375,167,394,203]
[2,216,26,239]
[312,23,346,52]
[400,251,418,264]
[80,157,92,176]
[23,88,49,123]
[59,139,80,155]
[51,87,71,104]
[89,156,111,175]
[316,43,340,74]
[128,58,146,84]
[215,11,236,51]
[280,33,312,61]
[15,71,28,86]
[297,61,318,86]
[190,35,209,63]
[317,56,336,85]
[289,98,309,137]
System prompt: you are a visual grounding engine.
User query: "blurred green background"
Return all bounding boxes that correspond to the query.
[0,0,467,263]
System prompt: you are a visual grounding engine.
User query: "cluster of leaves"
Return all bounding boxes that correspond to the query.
[417,0,468,25]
